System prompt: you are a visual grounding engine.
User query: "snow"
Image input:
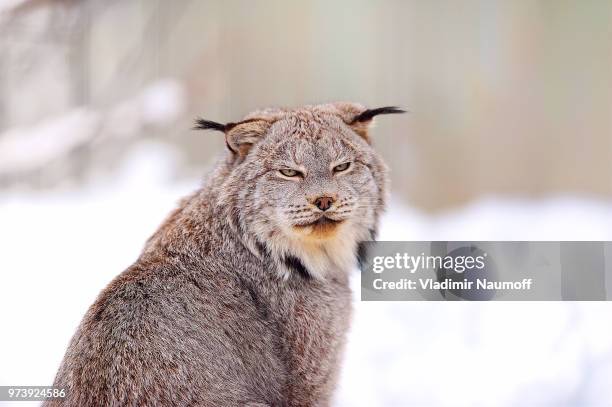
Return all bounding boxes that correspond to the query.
[1,143,611,406]
[0,109,100,174]
[139,79,187,126]
[0,78,186,176]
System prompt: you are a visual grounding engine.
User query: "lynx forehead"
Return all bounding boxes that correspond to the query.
[197,102,404,279]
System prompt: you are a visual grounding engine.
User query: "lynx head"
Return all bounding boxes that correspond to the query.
[196,102,404,279]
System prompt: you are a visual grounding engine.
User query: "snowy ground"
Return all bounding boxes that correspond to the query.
[1,143,611,406]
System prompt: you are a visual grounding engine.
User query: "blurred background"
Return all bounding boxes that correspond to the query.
[1,0,612,406]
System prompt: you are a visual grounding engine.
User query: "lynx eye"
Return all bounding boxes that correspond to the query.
[333,162,351,173]
[279,168,301,177]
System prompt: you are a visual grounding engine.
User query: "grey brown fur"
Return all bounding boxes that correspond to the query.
[47,102,401,406]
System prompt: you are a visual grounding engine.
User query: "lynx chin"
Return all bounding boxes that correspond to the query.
[47,102,404,407]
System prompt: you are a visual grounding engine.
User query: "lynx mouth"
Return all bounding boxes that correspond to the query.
[293,216,344,237]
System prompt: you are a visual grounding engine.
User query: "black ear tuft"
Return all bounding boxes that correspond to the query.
[193,118,228,132]
[350,106,406,124]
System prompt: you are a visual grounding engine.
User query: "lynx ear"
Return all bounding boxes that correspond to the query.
[331,103,405,142]
[194,118,271,158]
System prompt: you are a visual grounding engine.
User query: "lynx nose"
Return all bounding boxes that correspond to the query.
[314,196,335,211]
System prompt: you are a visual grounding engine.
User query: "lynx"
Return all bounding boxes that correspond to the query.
[47,102,403,406]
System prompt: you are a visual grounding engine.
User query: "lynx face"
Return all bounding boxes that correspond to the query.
[201,103,403,278]
[255,115,383,244]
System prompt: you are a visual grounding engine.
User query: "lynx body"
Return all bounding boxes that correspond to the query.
[48,103,401,406]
